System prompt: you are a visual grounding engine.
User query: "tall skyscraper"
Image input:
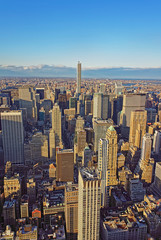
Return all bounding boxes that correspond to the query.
[78,168,101,240]
[135,133,154,183]
[93,93,108,120]
[52,103,62,147]
[120,93,146,127]
[77,61,81,95]
[129,110,147,148]
[65,183,78,240]
[106,126,118,186]
[19,87,37,121]
[1,111,24,164]
[56,149,74,182]
[153,130,161,154]
[98,139,108,207]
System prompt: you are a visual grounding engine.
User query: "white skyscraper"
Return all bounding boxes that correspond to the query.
[153,130,161,154]
[93,93,108,120]
[98,139,108,207]
[78,168,101,240]
[77,61,81,95]
[1,111,24,164]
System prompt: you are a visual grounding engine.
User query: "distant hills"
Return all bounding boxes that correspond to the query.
[0,64,161,79]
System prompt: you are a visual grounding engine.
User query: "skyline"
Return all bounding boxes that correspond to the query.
[1,64,161,79]
[1,0,161,69]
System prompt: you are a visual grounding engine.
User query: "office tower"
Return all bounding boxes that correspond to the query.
[1,111,24,164]
[56,149,74,182]
[98,139,108,207]
[129,110,147,148]
[153,130,161,154]
[77,61,81,95]
[146,108,157,123]
[120,94,146,136]
[27,178,36,204]
[93,93,108,120]
[140,133,152,167]
[49,128,56,160]
[113,95,123,124]
[3,199,16,227]
[65,183,78,240]
[82,146,92,167]
[93,119,113,152]
[29,132,49,164]
[52,103,62,147]
[69,97,77,109]
[77,130,86,155]
[85,100,92,116]
[106,126,118,186]
[152,162,161,196]
[19,86,37,120]
[4,174,21,198]
[76,116,84,131]
[135,133,154,183]
[58,93,67,114]
[36,88,45,99]
[78,168,101,240]
[115,82,123,95]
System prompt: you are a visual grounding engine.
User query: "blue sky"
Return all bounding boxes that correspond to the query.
[0,0,161,68]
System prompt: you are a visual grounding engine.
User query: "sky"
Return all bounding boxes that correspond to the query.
[0,0,161,68]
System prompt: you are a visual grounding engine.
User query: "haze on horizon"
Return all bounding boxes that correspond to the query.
[0,0,161,69]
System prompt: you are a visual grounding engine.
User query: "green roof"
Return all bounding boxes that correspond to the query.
[108,125,115,131]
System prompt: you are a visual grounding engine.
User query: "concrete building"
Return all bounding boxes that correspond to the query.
[126,174,145,202]
[98,139,109,207]
[135,133,152,177]
[65,183,78,240]
[153,130,161,154]
[77,61,81,95]
[93,119,113,152]
[52,103,62,147]
[3,200,16,227]
[77,130,86,155]
[27,178,36,204]
[78,168,101,240]
[151,162,161,196]
[49,128,56,160]
[56,149,74,182]
[19,86,37,120]
[93,93,108,120]
[120,93,146,136]
[1,111,24,164]
[106,126,118,186]
[129,110,147,148]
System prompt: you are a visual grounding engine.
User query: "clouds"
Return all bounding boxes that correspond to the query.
[0,64,161,79]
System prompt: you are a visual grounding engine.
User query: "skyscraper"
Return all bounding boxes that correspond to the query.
[56,149,74,182]
[106,126,118,186]
[129,110,147,148]
[19,86,37,121]
[52,103,62,147]
[98,139,108,207]
[65,183,78,240]
[93,93,108,120]
[78,168,101,240]
[1,111,24,164]
[120,93,146,127]
[77,61,81,95]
